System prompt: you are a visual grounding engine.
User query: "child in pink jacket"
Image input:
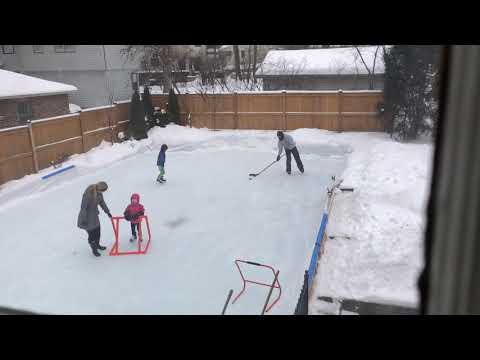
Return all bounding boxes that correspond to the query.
[123,193,145,242]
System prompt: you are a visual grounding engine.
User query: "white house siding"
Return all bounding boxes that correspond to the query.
[263,75,385,91]
[25,69,133,108]
[105,69,135,103]
[2,45,141,108]
[0,48,21,70]
[15,45,106,71]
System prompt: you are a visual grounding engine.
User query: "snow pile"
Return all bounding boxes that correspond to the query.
[310,132,433,311]
[69,103,81,113]
[0,125,216,200]
[256,46,386,77]
[140,77,264,95]
[69,125,218,169]
[0,69,77,99]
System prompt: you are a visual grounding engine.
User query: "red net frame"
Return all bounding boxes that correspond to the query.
[231,259,282,313]
[109,215,152,256]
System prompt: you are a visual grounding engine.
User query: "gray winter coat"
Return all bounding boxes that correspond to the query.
[77,187,111,231]
[278,133,296,157]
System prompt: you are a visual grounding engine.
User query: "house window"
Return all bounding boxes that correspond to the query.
[178,58,186,71]
[54,45,76,53]
[17,102,33,122]
[2,45,15,54]
[33,45,44,54]
[150,55,160,67]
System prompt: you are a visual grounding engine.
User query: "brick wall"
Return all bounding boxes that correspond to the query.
[0,94,70,129]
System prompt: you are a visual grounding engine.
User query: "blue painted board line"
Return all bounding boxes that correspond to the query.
[307,212,329,290]
[41,164,75,180]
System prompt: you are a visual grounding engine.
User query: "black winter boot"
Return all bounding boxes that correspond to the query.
[89,242,101,257]
[95,239,107,251]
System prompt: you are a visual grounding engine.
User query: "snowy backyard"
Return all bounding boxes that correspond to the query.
[0,125,433,315]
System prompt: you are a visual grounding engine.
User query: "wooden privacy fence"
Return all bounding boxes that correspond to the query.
[0,91,384,186]
[151,90,385,131]
[0,101,130,186]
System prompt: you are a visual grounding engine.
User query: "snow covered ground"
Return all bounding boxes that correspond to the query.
[309,133,434,313]
[0,125,432,315]
[140,77,263,95]
[0,125,347,315]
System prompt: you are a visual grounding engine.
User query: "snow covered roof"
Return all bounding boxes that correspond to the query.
[256,46,386,77]
[219,45,231,51]
[0,69,77,100]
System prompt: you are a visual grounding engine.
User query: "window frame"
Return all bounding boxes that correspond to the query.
[32,45,44,54]
[2,45,15,54]
[54,45,76,53]
[16,102,33,122]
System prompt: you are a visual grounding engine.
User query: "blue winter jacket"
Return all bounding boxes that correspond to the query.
[157,150,166,167]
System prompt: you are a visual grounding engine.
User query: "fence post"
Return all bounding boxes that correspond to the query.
[212,94,216,131]
[282,90,287,130]
[294,270,309,315]
[234,91,238,130]
[261,270,280,315]
[221,289,234,315]
[79,111,86,153]
[338,90,343,132]
[27,121,39,173]
[109,106,114,144]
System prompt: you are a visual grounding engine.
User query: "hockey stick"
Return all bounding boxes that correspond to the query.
[249,154,285,179]
[221,289,234,315]
[261,270,280,315]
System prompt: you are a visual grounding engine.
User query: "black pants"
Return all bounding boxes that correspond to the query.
[285,147,304,174]
[87,227,101,249]
[131,223,140,237]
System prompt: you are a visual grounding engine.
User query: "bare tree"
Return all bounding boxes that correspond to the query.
[122,45,187,94]
[233,45,242,80]
[263,56,308,90]
[353,46,381,90]
[247,45,251,82]
[103,72,117,144]
[253,45,258,84]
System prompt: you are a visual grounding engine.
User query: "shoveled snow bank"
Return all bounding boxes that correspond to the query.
[69,103,81,113]
[140,77,264,95]
[0,125,217,196]
[310,132,434,312]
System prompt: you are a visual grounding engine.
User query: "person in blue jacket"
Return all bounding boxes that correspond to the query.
[157,144,168,183]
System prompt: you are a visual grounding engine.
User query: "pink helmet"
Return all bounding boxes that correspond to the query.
[131,193,140,203]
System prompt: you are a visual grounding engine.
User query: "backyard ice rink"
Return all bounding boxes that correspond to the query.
[0,128,347,314]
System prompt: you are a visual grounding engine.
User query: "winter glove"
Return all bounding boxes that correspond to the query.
[276,155,281,162]
[107,212,112,219]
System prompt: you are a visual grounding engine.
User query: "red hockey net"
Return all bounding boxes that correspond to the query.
[231,259,282,313]
[109,216,152,256]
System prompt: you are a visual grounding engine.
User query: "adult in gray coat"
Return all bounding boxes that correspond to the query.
[77,181,112,257]
[276,131,304,175]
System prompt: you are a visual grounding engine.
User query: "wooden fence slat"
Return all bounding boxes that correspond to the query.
[234,92,238,130]
[79,113,86,152]
[1,92,385,186]
[338,90,343,132]
[27,121,39,173]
